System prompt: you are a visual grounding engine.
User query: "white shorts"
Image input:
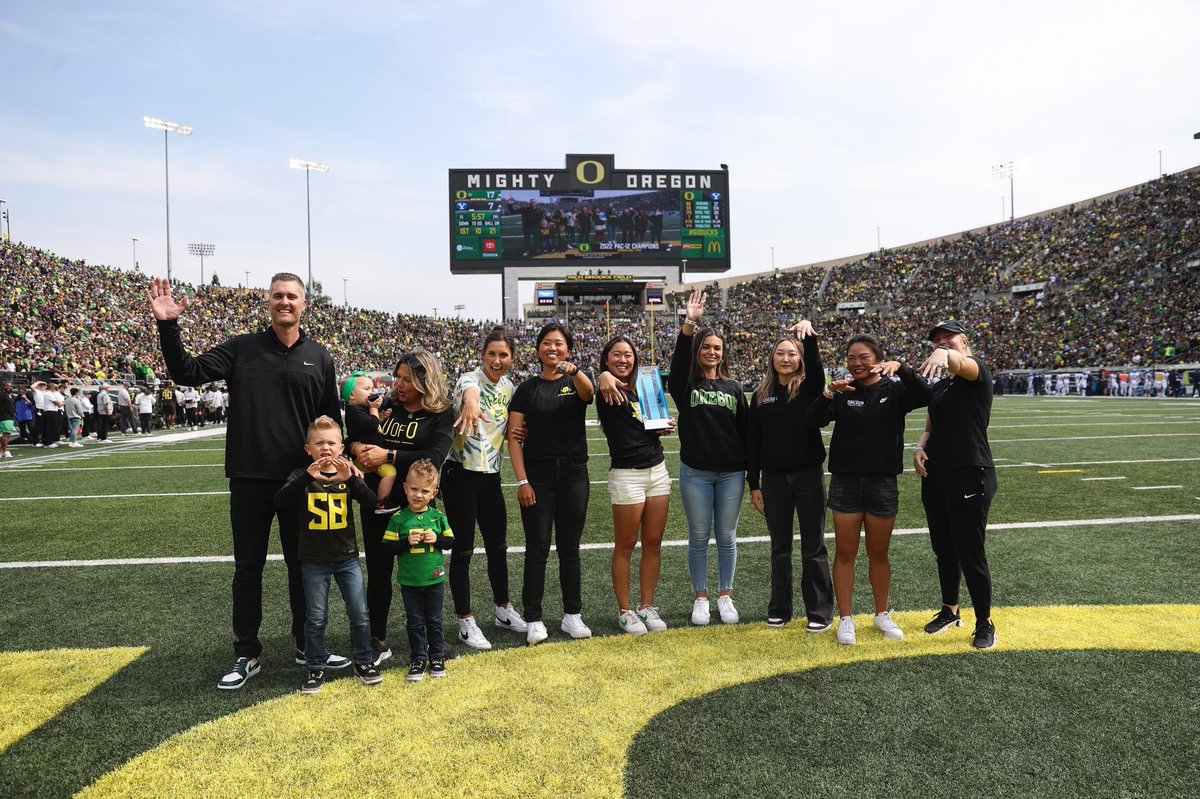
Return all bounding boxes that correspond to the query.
[607,461,672,506]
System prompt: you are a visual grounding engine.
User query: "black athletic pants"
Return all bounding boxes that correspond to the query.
[761,466,833,625]
[921,466,997,620]
[229,478,305,659]
[361,503,396,643]
[40,410,61,446]
[443,461,511,617]
[95,413,111,441]
[519,458,588,622]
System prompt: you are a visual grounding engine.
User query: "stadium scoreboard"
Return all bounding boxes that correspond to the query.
[450,154,730,274]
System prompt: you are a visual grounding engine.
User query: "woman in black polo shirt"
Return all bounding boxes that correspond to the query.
[507,322,595,646]
[595,334,674,636]
[914,320,998,650]
[811,334,931,645]
[349,349,454,665]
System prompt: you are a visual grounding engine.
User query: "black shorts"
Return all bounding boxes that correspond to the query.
[827,473,899,517]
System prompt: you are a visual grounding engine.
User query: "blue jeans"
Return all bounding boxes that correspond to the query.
[401,582,446,662]
[678,463,745,594]
[302,558,372,669]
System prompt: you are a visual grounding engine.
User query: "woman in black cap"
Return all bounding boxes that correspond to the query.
[914,320,998,650]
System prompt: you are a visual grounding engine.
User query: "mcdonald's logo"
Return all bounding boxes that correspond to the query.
[706,240,723,254]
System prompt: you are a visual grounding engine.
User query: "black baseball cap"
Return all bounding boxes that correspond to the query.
[928,320,968,340]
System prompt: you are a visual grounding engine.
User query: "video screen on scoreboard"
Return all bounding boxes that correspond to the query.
[451,187,727,267]
[646,285,665,305]
[535,287,556,306]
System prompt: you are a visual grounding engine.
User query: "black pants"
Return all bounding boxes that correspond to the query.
[185,407,199,427]
[361,503,396,643]
[41,410,61,446]
[443,461,511,617]
[921,466,997,620]
[520,459,588,622]
[139,412,152,433]
[18,418,33,442]
[228,478,305,658]
[95,413,111,441]
[119,405,138,433]
[761,466,833,625]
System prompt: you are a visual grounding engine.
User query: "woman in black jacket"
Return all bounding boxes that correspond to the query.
[810,334,931,646]
[746,321,833,632]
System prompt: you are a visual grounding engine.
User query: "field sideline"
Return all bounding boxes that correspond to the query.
[1,395,1199,798]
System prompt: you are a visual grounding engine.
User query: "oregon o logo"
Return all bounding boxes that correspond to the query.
[683,191,695,201]
[455,190,467,199]
[575,160,605,185]
[578,243,591,253]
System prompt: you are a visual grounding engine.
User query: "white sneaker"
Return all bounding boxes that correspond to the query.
[837,616,857,645]
[618,609,648,636]
[691,598,711,626]
[458,617,492,650]
[560,613,592,639]
[46,443,58,448]
[717,595,739,624]
[1,451,11,458]
[526,620,549,646]
[494,604,528,633]
[873,610,905,641]
[636,605,668,633]
[68,443,83,448]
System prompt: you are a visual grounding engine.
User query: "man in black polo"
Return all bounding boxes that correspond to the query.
[149,272,343,689]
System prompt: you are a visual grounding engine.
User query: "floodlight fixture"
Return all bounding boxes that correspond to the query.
[144,117,193,135]
[188,242,215,284]
[290,158,330,173]
[991,161,1024,222]
[144,116,193,280]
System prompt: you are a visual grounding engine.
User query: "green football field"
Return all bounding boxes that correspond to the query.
[1,395,1198,798]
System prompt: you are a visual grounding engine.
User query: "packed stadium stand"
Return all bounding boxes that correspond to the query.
[2,169,1198,386]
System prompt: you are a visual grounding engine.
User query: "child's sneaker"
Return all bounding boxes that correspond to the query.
[406,660,427,682]
[636,605,668,633]
[217,656,260,690]
[494,604,529,633]
[618,609,648,636]
[354,662,383,685]
[429,658,447,678]
[301,669,325,694]
[374,499,402,515]
[458,617,492,650]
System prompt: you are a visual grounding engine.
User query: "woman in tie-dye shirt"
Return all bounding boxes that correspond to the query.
[444,326,528,651]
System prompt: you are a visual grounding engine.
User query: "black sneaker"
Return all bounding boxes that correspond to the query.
[972,620,997,650]
[924,606,963,635]
[354,662,383,685]
[301,669,325,694]
[374,499,402,515]
[371,638,392,667]
[295,648,352,669]
[429,658,447,679]
[406,659,427,683]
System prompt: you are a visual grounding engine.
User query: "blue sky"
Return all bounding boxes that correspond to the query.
[2,0,1198,320]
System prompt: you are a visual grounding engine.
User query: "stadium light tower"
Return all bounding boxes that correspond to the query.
[132,237,139,271]
[289,158,330,291]
[144,117,193,282]
[343,278,348,306]
[187,242,215,285]
[0,198,6,241]
[992,161,1021,222]
[454,303,465,318]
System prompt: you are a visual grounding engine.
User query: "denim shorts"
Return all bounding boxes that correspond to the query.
[827,473,899,517]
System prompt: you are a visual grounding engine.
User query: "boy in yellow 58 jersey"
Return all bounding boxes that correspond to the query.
[382,459,455,682]
[275,415,382,694]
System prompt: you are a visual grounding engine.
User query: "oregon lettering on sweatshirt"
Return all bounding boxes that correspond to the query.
[690,388,738,411]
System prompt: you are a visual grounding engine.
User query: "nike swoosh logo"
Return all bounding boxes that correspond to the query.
[303,361,316,366]
[495,616,512,626]
[963,493,978,499]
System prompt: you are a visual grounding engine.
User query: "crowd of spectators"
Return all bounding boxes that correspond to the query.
[2,170,1198,389]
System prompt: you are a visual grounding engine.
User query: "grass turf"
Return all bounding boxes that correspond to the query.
[0,395,1198,797]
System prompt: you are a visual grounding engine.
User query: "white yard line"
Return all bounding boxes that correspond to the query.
[1131,485,1184,490]
[1081,476,1127,481]
[0,491,230,501]
[4,513,1198,570]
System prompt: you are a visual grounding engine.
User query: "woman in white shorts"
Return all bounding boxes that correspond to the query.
[596,334,675,635]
